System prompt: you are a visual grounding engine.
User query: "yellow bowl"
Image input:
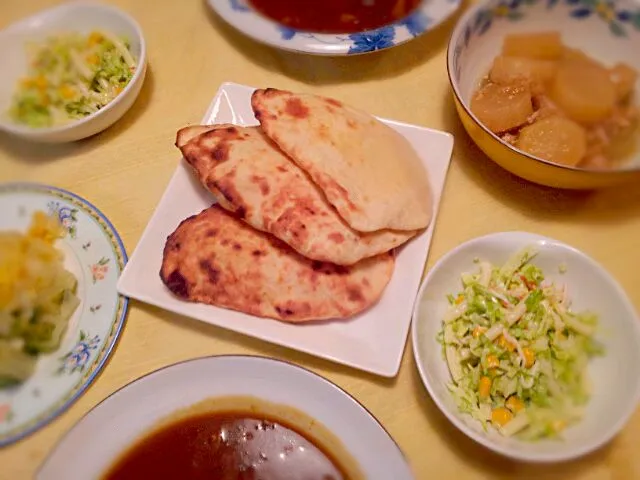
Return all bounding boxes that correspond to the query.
[447,0,640,189]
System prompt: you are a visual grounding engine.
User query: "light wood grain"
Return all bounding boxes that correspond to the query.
[1,1,639,479]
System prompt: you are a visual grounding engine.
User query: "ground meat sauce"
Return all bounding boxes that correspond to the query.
[103,412,348,480]
[247,0,422,34]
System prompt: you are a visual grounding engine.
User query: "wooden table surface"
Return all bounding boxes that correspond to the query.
[1,0,639,478]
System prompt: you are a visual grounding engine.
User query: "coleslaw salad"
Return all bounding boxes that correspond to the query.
[9,30,136,128]
[437,247,604,440]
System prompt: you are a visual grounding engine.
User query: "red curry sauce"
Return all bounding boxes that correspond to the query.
[103,412,348,480]
[247,0,422,34]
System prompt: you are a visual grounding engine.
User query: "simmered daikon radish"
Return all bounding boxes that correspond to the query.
[490,56,557,93]
[550,61,616,124]
[471,83,533,133]
[516,116,587,166]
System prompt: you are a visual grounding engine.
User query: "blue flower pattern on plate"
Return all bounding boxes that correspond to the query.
[400,11,432,37]
[229,0,250,12]
[348,27,396,54]
[47,201,79,239]
[58,331,101,375]
[224,0,462,54]
[278,26,297,40]
[566,0,640,36]
[463,0,639,41]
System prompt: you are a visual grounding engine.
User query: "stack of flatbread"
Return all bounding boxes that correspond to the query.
[161,88,433,323]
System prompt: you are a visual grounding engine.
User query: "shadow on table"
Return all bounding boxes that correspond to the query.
[203,0,468,86]
[135,300,398,389]
[0,65,155,164]
[440,94,640,224]
[408,351,619,479]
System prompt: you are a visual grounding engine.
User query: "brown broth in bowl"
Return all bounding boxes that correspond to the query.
[247,0,422,34]
[102,396,364,480]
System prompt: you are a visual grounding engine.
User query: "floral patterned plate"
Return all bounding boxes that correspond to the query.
[0,183,128,447]
[208,0,462,55]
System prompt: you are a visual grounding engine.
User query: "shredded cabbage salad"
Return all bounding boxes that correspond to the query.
[9,30,136,128]
[437,247,604,440]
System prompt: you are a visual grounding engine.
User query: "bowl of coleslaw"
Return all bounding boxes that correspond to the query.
[0,2,147,143]
[411,231,640,462]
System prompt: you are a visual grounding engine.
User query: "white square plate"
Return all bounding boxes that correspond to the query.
[117,82,454,377]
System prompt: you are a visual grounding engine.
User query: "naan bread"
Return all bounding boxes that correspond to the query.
[176,125,214,146]
[176,124,416,265]
[160,205,394,322]
[251,88,433,233]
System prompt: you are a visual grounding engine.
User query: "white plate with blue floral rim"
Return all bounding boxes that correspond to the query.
[208,0,462,55]
[117,82,454,377]
[0,183,128,447]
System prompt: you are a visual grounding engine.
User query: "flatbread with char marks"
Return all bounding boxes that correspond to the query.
[251,88,433,233]
[160,205,394,322]
[176,124,416,265]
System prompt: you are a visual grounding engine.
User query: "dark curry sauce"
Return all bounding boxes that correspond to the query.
[247,0,422,34]
[103,411,349,480]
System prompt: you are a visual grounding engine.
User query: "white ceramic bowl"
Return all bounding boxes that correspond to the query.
[411,231,640,462]
[0,2,147,143]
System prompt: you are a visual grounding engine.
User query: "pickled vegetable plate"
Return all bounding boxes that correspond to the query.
[0,183,128,447]
[448,0,640,189]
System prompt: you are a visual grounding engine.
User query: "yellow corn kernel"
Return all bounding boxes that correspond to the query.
[115,86,123,95]
[551,420,567,432]
[523,347,535,368]
[455,294,464,304]
[88,31,103,46]
[478,376,492,399]
[34,75,47,90]
[472,326,486,338]
[27,211,63,244]
[86,53,100,65]
[506,396,525,413]
[491,407,514,427]
[497,334,516,352]
[0,284,14,306]
[486,354,500,369]
[59,85,75,99]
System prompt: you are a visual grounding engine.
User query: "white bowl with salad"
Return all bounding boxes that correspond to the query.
[0,2,146,143]
[411,232,640,462]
